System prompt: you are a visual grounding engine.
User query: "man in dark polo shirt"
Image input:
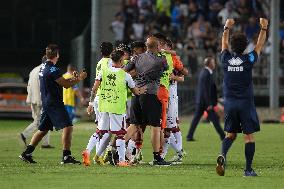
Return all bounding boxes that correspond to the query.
[19,44,87,164]
[124,36,171,166]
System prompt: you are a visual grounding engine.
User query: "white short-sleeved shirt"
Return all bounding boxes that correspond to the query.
[96,66,135,89]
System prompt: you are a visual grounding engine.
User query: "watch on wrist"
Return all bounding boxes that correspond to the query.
[224,26,229,31]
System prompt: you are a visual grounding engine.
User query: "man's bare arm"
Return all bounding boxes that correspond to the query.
[254,18,268,55]
[222,19,235,52]
[56,71,87,89]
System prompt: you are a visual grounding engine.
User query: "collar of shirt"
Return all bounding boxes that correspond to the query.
[205,66,213,74]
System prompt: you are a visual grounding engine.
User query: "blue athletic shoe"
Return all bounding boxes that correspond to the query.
[244,169,258,177]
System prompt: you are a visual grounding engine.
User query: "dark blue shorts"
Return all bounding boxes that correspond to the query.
[224,98,260,134]
[38,105,73,131]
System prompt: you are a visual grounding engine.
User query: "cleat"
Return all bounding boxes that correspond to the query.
[181,149,187,157]
[104,150,114,165]
[131,149,143,164]
[82,150,90,166]
[117,161,130,167]
[61,155,81,165]
[216,155,225,176]
[41,145,55,149]
[151,159,171,166]
[19,133,27,147]
[19,154,37,164]
[170,154,183,165]
[111,149,119,166]
[93,155,105,165]
[244,169,258,177]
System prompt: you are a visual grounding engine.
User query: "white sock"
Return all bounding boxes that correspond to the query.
[95,140,100,154]
[96,133,111,157]
[126,139,136,155]
[173,131,183,152]
[161,137,170,159]
[86,133,100,154]
[116,138,126,162]
[170,133,181,153]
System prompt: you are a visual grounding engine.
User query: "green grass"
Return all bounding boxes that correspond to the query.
[0,119,284,189]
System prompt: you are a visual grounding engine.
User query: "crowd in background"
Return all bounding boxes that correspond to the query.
[110,0,284,76]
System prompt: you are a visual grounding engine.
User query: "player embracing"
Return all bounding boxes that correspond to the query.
[88,49,146,167]
[161,38,188,164]
[82,42,113,166]
[216,18,268,176]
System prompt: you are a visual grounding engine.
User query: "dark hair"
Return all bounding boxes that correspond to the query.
[165,38,173,49]
[110,50,124,63]
[130,41,146,50]
[100,42,113,57]
[116,43,131,55]
[230,33,248,54]
[153,33,167,44]
[45,44,59,59]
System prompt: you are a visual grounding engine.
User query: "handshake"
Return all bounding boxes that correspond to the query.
[225,18,268,29]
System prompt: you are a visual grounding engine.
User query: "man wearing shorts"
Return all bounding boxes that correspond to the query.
[19,44,87,164]
[124,36,170,166]
[88,49,146,167]
[216,18,268,176]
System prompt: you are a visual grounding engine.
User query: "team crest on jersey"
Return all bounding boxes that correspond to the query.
[228,57,243,72]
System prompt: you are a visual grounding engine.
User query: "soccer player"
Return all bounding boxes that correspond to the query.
[20,56,54,149]
[131,41,146,56]
[125,41,147,163]
[63,64,84,123]
[153,33,188,130]
[82,42,113,166]
[216,18,268,176]
[124,36,170,166]
[19,44,87,164]
[161,38,187,164]
[88,49,146,167]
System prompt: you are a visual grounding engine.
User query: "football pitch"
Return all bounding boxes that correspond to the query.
[0,119,283,189]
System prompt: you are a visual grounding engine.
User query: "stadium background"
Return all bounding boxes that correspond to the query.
[1,0,284,117]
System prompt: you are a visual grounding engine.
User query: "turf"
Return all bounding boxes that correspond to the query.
[0,119,283,189]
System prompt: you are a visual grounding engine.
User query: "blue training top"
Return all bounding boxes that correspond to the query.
[220,50,258,100]
[39,61,63,108]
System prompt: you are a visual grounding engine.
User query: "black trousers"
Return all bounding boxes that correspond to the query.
[187,103,225,140]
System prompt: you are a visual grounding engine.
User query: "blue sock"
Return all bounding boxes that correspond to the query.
[245,142,255,171]
[221,137,234,158]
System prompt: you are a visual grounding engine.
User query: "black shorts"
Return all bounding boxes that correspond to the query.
[130,94,162,127]
[224,98,260,134]
[38,105,73,131]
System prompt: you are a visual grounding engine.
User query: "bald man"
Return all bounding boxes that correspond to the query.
[186,57,225,141]
[124,36,171,166]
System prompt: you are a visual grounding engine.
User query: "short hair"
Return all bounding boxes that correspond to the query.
[100,42,113,57]
[116,43,131,55]
[110,49,124,63]
[204,57,214,66]
[45,44,59,59]
[230,33,248,54]
[130,41,146,50]
[146,37,158,49]
[165,38,173,49]
[153,33,167,44]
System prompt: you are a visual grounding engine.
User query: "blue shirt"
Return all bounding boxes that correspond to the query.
[39,61,63,107]
[220,50,258,100]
